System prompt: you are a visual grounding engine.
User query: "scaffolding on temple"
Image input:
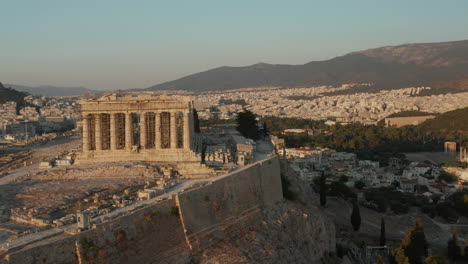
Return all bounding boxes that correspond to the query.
[101,113,111,150]
[176,112,184,148]
[116,113,125,149]
[89,115,96,150]
[161,112,171,149]
[146,112,155,149]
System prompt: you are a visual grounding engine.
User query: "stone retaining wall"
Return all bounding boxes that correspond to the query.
[4,156,283,263]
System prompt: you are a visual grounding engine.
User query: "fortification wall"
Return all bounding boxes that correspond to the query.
[6,199,190,264]
[385,115,435,127]
[4,156,283,264]
[177,156,282,251]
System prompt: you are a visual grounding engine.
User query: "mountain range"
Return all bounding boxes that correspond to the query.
[6,84,99,97]
[146,40,468,93]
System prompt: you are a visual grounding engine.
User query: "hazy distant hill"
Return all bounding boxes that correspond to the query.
[0,82,27,104]
[146,40,468,92]
[7,84,99,97]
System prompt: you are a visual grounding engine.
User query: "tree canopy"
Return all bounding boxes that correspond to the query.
[236,109,261,140]
[351,202,361,231]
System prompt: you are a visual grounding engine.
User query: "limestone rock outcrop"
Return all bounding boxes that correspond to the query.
[192,200,336,264]
[191,162,336,263]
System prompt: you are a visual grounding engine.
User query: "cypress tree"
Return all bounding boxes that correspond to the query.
[193,109,200,133]
[447,226,461,261]
[464,239,468,261]
[392,219,428,264]
[319,173,327,207]
[236,109,260,140]
[380,217,386,246]
[262,121,269,138]
[351,201,361,231]
[404,218,428,264]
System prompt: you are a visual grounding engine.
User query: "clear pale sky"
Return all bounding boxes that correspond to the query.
[1,0,467,90]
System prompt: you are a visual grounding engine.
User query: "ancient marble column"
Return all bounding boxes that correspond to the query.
[95,114,102,151]
[125,113,133,151]
[155,112,161,149]
[82,115,90,152]
[170,111,177,149]
[109,113,116,150]
[140,113,147,149]
[183,111,191,149]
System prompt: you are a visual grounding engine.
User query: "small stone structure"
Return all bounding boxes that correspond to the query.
[444,141,457,153]
[385,115,435,127]
[76,211,90,230]
[460,147,468,162]
[388,157,401,169]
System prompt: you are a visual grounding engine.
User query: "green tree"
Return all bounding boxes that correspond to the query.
[425,256,447,264]
[437,171,458,183]
[281,173,297,201]
[351,202,361,231]
[447,226,461,261]
[262,122,269,138]
[328,181,353,199]
[319,173,327,207]
[193,109,200,133]
[464,239,468,261]
[405,219,429,264]
[354,180,366,189]
[236,109,260,140]
[392,218,428,264]
[380,217,386,246]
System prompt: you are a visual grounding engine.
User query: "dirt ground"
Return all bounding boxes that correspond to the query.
[0,136,151,244]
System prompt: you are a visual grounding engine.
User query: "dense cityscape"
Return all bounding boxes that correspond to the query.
[2,1,468,264]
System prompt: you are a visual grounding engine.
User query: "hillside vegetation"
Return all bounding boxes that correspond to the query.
[0,82,27,104]
[269,107,468,164]
[419,107,468,132]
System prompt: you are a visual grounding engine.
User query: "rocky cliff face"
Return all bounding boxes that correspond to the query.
[191,201,336,264]
[191,163,336,264]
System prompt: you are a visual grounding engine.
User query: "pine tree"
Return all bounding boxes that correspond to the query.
[393,245,410,264]
[405,219,428,264]
[425,256,446,264]
[447,226,461,261]
[464,239,468,261]
[380,217,386,246]
[319,173,327,207]
[236,109,260,140]
[262,121,269,138]
[351,202,361,231]
[193,109,200,133]
[392,218,428,264]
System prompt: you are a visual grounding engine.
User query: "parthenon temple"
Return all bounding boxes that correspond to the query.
[77,94,204,166]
